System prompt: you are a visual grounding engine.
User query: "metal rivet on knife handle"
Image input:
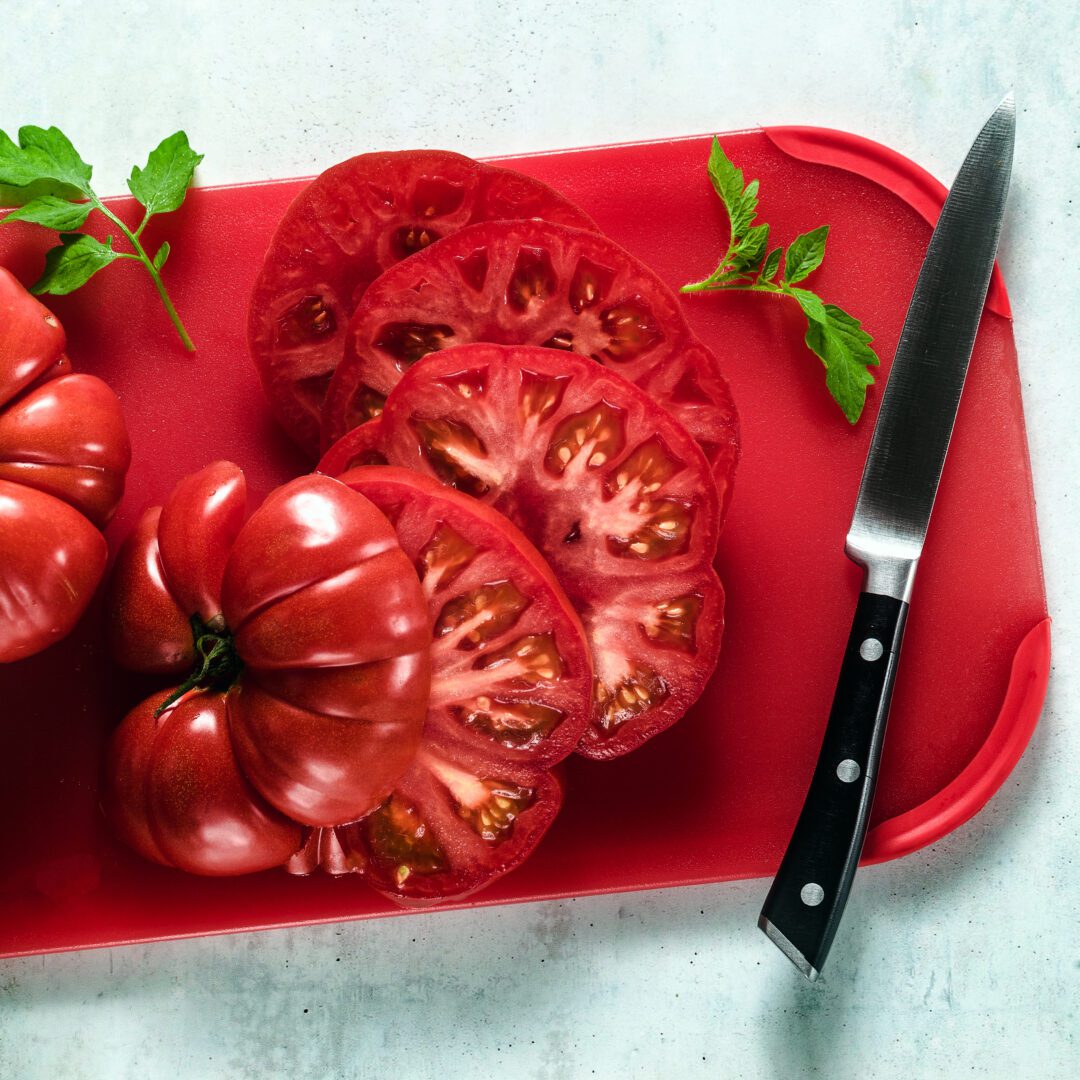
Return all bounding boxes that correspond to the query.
[836,759,861,783]
[859,638,884,661]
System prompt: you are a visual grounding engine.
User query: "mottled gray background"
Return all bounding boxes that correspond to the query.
[1,1,1078,1077]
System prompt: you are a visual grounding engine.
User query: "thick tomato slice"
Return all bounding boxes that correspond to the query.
[316,418,388,475]
[288,741,563,907]
[372,343,725,759]
[104,690,302,876]
[338,467,592,768]
[248,150,598,457]
[321,219,739,508]
[107,462,431,833]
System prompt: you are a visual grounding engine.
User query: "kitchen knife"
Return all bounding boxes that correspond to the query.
[759,95,1016,981]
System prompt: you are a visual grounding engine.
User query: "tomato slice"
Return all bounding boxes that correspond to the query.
[316,418,387,476]
[248,150,598,457]
[288,742,563,907]
[373,343,725,759]
[339,466,592,767]
[360,746,562,905]
[321,219,739,510]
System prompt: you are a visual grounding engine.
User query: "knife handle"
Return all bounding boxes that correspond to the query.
[759,591,908,980]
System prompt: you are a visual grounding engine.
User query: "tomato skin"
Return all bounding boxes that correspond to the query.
[0,373,130,527]
[107,507,194,675]
[107,464,432,834]
[248,150,598,457]
[104,692,303,876]
[0,479,107,663]
[0,268,130,663]
[0,266,66,404]
[228,657,428,826]
[157,460,247,624]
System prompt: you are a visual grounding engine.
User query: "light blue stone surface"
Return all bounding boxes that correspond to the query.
[1,2,1078,1076]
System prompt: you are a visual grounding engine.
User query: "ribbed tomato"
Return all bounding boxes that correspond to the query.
[0,267,130,663]
[287,468,584,902]
[248,150,598,457]
[372,343,725,759]
[106,462,431,839]
[320,219,739,508]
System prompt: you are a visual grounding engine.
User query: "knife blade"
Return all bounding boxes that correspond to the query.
[759,94,1016,981]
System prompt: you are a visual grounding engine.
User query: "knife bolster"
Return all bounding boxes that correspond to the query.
[845,533,919,603]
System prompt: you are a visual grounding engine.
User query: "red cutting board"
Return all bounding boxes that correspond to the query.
[0,129,1048,958]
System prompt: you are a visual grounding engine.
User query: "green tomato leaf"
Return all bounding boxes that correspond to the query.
[784,225,830,284]
[0,126,94,195]
[152,240,170,271]
[730,179,760,241]
[730,223,770,274]
[757,246,782,284]
[796,295,880,423]
[31,233,118,296]
[707,137,760,243]
[791,286,828,323]
[1,195,92,231]
[0,129,40,188]
[128,132,203,217]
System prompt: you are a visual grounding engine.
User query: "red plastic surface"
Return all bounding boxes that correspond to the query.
[0,130,1048,958]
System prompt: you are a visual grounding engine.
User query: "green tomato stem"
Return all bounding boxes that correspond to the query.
[682,278,786,297]
[95,198,195,351]
[153,615,243,717]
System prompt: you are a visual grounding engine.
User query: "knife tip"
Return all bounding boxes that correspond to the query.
[998,90,1015,116]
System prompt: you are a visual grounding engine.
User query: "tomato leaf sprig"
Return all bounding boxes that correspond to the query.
[682,138,880,423]
[0,126,202,351]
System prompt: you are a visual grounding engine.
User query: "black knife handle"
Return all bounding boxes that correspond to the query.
[759,591,909,980]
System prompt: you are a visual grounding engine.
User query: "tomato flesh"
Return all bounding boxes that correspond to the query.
[370,343,724,759]
[321,219,739,511]
[248,150,598,457]
[323,747,563,906]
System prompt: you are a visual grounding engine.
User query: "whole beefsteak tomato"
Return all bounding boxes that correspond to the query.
[106,463,432,851]
[0,266,130,663]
